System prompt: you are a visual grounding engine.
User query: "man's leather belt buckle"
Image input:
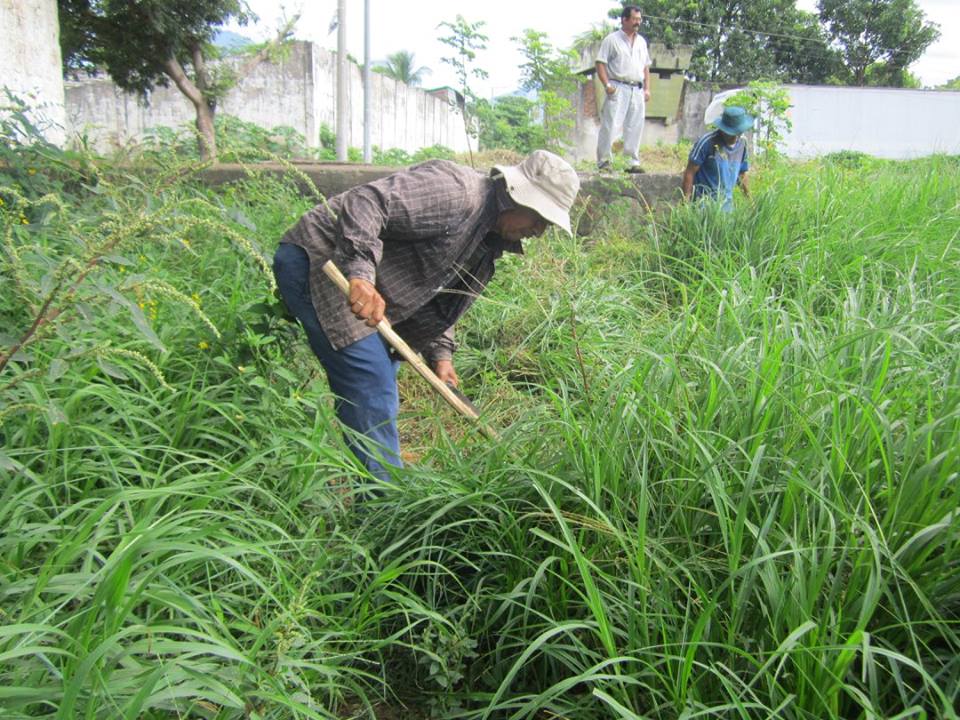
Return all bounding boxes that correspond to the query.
[614,78,643,89]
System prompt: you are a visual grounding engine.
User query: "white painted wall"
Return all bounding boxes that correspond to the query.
[782,85,960,159]
[0,0,66,144]
[64,41,468,155]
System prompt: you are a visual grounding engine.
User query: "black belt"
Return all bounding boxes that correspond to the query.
[612,78,643,88]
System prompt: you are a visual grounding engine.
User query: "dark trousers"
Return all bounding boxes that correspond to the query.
[273,243,401,480]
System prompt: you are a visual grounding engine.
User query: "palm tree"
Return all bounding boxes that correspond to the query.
[373,50,431,86]
[571,22,616,55]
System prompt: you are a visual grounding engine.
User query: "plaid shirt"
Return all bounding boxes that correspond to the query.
[281,160,520,364]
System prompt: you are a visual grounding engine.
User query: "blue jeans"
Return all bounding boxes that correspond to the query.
[273,243,401,480]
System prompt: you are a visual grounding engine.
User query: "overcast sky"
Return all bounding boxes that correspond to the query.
[235,0,958,94]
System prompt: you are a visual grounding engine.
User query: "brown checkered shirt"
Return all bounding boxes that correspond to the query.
[281,160,520,364]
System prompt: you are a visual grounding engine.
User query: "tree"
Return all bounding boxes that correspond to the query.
[608,0,838,84]
[373,50,431,86]
[512,29,579,152]
[437,15,489,165]
[938,75,960,91]
[817,0,940,86]
[474,95,545,153]
[59,0,296,160]
[723,81,793,156]
[863,62,922,88]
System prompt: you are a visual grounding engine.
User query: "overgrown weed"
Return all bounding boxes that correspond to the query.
[2,108,959,718]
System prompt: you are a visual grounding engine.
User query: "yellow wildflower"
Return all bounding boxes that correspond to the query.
[198,341,209,350]
[238,365,247,373]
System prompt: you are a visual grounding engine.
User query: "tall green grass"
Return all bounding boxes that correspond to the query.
[2,127,958,719]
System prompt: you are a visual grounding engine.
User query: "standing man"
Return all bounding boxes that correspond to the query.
[595,5,652,173]
[682,106,754,211]
[273,151,580,481]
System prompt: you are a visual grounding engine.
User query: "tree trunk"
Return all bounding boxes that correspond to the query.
[159,20,297,162]
[194,102,217,160]
[161,55,218,161]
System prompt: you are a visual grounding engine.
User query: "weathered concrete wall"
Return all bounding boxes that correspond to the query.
[570,75,678,164]
[0,0,66,145]
[64,41,468,154]
[782,85,960,159]
[571,107,678,164]
[682,85,960,158]
[678,87,717,142]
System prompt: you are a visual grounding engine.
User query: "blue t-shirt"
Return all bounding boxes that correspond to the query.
[689,130,749,210]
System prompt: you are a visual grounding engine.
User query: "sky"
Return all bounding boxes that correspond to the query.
[234,0,959,95]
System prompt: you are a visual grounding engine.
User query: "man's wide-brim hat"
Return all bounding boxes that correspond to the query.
[493,150,580,236]
[714,105,754,135]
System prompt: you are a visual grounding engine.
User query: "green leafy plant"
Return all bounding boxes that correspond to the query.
[725,80,793,157]
[513,29,580,153]
[438,15,489,166]
[142,114,314,162]
[474,95,546,154]
[59,0,298,160]
[2,97,959,719]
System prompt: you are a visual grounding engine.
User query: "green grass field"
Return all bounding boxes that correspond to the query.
[2,123,958,719]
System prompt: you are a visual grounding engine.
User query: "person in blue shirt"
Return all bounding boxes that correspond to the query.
[682,106,754,211]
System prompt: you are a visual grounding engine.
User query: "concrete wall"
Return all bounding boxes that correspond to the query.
[681,85,960,159]
[64,41,468,154]
[781,85,960,159]
[0,0,66,145]
[679,87,721,142]
[570,80,679,164]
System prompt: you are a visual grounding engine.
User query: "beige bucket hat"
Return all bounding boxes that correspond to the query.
[493,150,580,236]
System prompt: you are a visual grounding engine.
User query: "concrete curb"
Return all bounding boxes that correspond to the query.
[200,163,683,235]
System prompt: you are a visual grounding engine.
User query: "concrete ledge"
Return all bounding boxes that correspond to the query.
[200,163,682,235]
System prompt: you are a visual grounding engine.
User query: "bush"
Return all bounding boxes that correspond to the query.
[140,114,313,162]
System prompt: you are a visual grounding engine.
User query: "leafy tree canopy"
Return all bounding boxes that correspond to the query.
[938,75,960,91]
[608,0,837,84]
[58,0,296,160]
[863,62,922,88]
[59,0,252,95]
[474,95,545,154]
[818,0,940,86]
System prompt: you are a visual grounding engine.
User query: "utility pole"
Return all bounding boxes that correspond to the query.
[336,0,348,161]
[363,0,372,163]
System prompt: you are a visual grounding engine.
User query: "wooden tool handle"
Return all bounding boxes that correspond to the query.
[322,259,500,441]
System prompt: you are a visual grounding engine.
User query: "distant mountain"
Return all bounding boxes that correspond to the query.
[214,30,254,50]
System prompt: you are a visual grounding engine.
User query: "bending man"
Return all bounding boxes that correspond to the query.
[682,106,754,211]
[273,151,580,479]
